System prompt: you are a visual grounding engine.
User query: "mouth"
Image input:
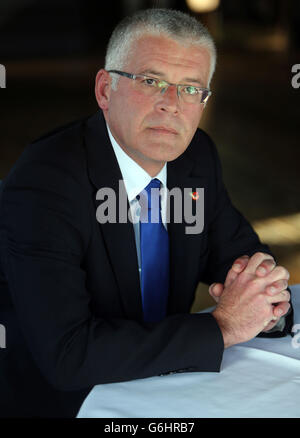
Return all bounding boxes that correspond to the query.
[148,126,178,135]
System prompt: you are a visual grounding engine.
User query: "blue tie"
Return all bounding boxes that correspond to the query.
[139,179,169,323]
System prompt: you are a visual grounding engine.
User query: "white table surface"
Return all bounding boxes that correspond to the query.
[77,284,300,418]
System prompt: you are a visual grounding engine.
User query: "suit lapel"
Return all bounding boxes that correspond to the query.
[84,111,143,321]
[167,146,208,314]
[84,110,208,319]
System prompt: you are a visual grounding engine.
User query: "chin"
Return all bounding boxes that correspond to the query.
[150,150,183,164]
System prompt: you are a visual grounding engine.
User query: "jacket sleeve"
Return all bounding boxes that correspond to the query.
[199,135,293,337]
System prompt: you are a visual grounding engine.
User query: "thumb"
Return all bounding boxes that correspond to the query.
[209,283,224,302]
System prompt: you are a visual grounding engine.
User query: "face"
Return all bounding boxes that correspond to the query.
[96,35,211,176]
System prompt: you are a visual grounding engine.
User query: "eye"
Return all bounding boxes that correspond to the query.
[141,77,159,87]
[182,86,198,95]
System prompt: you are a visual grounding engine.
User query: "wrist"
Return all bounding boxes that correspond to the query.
[212,308,236,349]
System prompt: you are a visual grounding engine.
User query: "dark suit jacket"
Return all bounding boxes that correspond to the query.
[0,110,293,417]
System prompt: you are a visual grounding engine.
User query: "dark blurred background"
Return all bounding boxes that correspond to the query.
[0,0,299,309]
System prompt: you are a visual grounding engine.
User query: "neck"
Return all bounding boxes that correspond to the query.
[105,117,165,177]
[133,158,165,177]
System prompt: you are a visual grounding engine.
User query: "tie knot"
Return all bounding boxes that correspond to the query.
[138,179,161,211]
[144,178,161,194]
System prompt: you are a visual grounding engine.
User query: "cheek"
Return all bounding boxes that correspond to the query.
[126,88,154,117]
[183,109,202,135]
[108,92,139,133]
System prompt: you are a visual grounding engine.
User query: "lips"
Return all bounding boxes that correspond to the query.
[149,126,178,135]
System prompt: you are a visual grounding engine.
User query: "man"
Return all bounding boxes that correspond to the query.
[0,9,293,417]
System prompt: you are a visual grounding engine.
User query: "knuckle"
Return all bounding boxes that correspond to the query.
[284,290,291,301]
[261,259,273,267]
[272,279,287,291]
[234,255,248,263]
[282,279,289,288]
[247,278,258,293]
[232,256,248,269]
[254,252,265,262]
[276,266,285,275]
[254,292,266,307]
[256,251,273,260]
[252,252,274,266]
[250,281,259,293]
[265,259,276,268]
[250,276,263,290]
[209,284,216,295]
[275,266,290,279]
[266,284,277,294]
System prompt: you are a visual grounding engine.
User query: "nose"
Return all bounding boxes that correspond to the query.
[154,84,180,114]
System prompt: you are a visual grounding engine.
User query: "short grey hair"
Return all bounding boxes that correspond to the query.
[104,8,217,90]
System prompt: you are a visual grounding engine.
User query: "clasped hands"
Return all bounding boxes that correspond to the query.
[211,252,291,348]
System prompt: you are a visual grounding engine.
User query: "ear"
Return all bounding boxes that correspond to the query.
[95,69,112,111]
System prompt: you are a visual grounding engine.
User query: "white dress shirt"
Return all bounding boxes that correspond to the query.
[106,123,167,281]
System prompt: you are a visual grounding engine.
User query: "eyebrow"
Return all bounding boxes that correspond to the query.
[138,69,205,87]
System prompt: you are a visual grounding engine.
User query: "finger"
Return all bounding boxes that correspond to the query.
[231,255,250,273]
[262,265,290,285]
[263,301,290,328]
[272,301,291,319]
[266,289,290,304]
[255,259,276,277]
[265,279,289,296]
[224,268,239,288]
[262,319,279,332]
[209,283,223,301]
[244,252,275,275]
[226,256,250,288]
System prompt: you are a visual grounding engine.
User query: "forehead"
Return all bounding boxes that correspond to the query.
[125,34,211,86]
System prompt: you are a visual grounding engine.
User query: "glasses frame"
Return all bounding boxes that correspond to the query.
[107,70,212,105]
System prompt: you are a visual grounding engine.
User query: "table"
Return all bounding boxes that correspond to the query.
[77,284,300,418]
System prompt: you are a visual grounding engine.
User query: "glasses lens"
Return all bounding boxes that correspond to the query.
[180,86,205,104]
[201,90,211,104]
[133,76,161,95]
[132,75,211,104]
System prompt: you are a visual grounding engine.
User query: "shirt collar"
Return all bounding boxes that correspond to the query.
[106,122,167,202]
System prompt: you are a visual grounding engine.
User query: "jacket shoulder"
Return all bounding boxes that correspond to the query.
[3,116,90,188]
[185,127,221,171]
[28,116,88,163]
